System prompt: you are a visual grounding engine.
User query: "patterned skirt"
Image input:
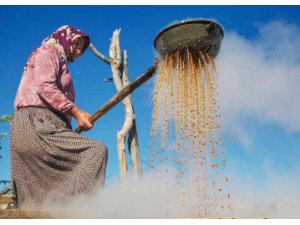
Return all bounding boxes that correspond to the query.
[10,107,108,209]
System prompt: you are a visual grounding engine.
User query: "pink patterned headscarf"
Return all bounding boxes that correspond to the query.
[42,25,90,63]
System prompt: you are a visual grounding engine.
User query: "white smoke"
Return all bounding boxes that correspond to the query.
[217,20,300,149]
[39,165,300,219]
[42,170,215,219]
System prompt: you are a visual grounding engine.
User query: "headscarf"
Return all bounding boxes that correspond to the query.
[42,25,90,63]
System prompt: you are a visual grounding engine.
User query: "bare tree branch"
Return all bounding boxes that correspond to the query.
[89,42,112,65]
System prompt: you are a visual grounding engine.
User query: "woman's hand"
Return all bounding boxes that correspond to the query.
[67,105,93,131]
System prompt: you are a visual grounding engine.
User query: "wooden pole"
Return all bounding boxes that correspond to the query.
[128,117,142,176]
[122,51,142,177]
[109,29,128,177]
[75,63,157,133]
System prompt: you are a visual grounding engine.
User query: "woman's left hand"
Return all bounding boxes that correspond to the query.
[67,105,94,131]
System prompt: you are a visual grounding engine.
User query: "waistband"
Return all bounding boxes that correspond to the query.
[16,106,72,129]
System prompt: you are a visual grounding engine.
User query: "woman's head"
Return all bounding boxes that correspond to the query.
[42,25,90,63]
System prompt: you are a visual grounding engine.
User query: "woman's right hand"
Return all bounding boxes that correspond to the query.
[68,105,93,131]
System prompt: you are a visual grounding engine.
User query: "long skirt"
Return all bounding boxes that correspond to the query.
[10,107,108,209]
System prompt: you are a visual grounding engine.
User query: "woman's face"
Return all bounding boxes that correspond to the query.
[70,37,85,62]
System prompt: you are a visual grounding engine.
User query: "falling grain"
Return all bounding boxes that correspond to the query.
[149,48,231,218]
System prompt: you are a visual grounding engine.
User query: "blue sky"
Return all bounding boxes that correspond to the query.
[0,5,300,218]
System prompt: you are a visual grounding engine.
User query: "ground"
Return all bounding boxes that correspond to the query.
[0,209,52,219]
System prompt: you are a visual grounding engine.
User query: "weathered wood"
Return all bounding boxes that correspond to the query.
[128,118,142,176]
[89,42,112,65]
[0,195,15,204]
[123,51,142,177]
[110,29,128,177]
[75,64,157,133]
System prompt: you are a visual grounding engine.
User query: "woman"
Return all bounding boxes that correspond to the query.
[10,25,108,209]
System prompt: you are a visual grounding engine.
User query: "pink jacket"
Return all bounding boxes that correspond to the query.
[14,44,75,122]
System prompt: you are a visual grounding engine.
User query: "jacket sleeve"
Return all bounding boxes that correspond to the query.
[34,48,74,113]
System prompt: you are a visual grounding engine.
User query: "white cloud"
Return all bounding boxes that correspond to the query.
[213,21,300,218]
[216,20,300,148]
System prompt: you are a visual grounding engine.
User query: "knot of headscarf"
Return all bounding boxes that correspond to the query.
[42,25,90,63]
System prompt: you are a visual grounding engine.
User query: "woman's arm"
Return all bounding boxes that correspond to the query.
[34,47,93,131]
